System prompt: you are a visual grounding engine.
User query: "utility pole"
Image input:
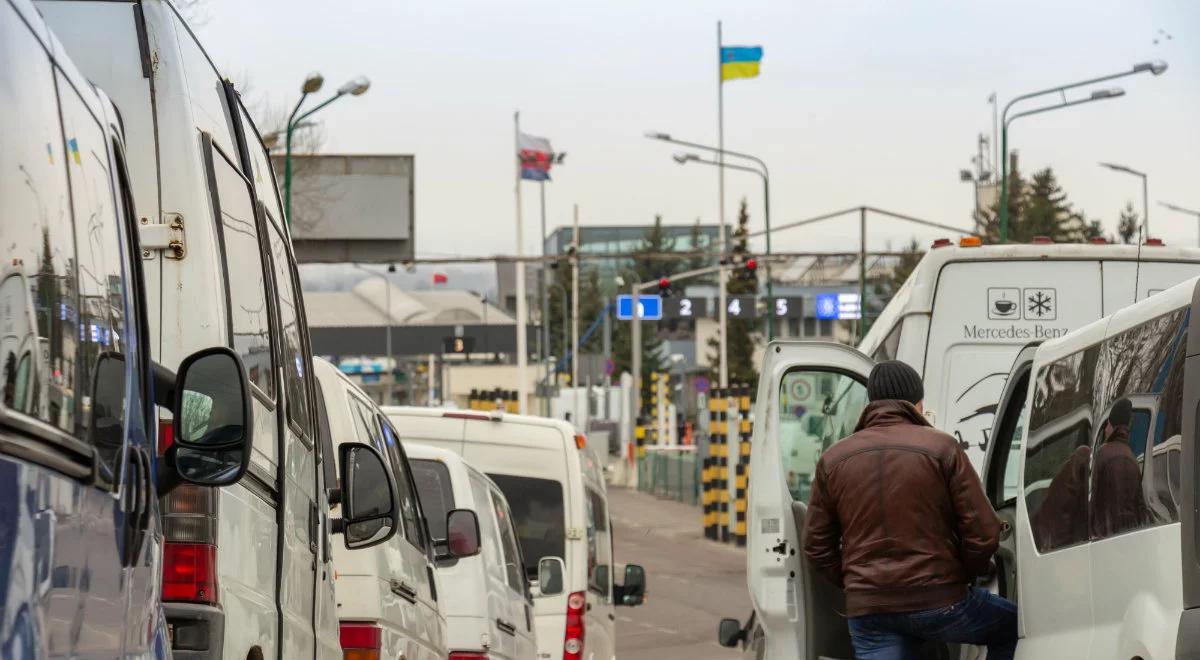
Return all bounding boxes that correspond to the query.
[571,205,581,430]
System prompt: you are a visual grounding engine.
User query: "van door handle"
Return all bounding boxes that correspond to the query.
[390,579,418,603]
[496,618,517,636]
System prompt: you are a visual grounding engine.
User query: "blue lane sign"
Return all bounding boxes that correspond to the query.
[815,292,861,320]
[615,294,663,320]
[815,293,840,320]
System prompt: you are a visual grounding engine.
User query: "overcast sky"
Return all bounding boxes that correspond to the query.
[194,0,1199,260]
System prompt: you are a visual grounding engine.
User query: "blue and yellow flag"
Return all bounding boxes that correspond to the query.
[720,46,763,82]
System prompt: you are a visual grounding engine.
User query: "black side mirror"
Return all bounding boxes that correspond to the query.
[334,442,400,550]
[614,563,646,606]
[440,509,481,560]
[717,618,746,648]
[158,347,252,495]
[537,556,565,596]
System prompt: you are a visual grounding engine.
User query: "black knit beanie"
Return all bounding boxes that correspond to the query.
[867,360,924,404]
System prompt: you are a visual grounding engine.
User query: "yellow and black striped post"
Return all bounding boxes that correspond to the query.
[717,387,731,543]
[506,390,519,414]
[735,384,753,546]
[703,390,719,540]
[635,416,647,459]
[468,389,479,410]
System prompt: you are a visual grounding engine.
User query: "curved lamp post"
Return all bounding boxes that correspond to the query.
[1099,162,1149,238]
[284,72,370,225]
[672,152,776,340]
[1160,202,1200,247]
[998,60,1167,242]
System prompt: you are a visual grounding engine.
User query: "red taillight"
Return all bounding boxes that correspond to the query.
[931,238,953,249]
[1089,237,1109,245]
[158,419,174,455]
[1031,235,1054,244]
[449,653,489,660]
[1146,238,1165,246]
[340,622,382,660]
[162,542,217,604]
[564,591,586,659]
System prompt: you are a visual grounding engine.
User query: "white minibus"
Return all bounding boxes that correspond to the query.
[36,3,401,659]
[976,275,1200,658]
[382,406,647,660]
[406,442,539,660]
[735,240,1200,659]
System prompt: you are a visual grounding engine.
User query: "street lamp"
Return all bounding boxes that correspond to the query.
[1099,162,1149,238]
[672,152,777,340]
[998,60,1167,243]
[1160,201,1200,247]
[284,72,370,224]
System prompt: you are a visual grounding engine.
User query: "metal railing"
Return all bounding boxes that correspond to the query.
[637,446,700,505]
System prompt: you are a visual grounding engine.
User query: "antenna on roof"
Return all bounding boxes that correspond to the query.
[1133,223,1145,305]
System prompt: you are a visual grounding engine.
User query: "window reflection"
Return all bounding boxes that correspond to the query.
[777,370,868,502]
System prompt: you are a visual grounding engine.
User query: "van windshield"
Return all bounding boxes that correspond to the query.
[411,459,454,541]
[488,473,565,574]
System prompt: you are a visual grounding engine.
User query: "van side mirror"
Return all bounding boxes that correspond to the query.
[537,556,565,596]
[159,347,252,495]
[613,563,646,606]
[717,618,746,648]
[334,442,400,550]
[443,509,481,559]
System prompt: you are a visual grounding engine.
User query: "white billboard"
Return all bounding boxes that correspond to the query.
[271,154,414,263]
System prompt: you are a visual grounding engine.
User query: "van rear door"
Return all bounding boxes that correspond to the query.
[748,341,873,660]
[1177,279,1200,653]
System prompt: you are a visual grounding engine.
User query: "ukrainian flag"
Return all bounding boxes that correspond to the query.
[720,46,763,82]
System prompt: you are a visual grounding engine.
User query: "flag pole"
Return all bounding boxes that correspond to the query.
[716,20,729,392]
[515,111,529,415]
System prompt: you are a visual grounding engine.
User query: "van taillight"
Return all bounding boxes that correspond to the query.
[1030,235,1054,244]
[931,238,953,249]
[1146,238,1165,246]
[564,591,586,659]
[449,653,489,660]
[340,622,382,660]
[158,419,174,454]
[162,543,217,604]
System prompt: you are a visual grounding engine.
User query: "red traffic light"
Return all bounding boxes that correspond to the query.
[659,277,670,289]
[745,258,757,271]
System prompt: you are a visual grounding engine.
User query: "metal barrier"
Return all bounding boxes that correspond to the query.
[637,447,700,505]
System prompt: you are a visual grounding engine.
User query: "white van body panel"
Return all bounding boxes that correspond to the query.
[406,443,538,660]
[314,360,447,660]
[384,407,618,660]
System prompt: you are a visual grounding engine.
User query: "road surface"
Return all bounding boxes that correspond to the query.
[610,486,751,660]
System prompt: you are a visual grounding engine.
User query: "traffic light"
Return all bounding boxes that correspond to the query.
[737,256,758,280]
[657,276,672,297]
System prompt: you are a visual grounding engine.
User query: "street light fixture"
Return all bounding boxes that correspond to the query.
[1099,162,1149,238]
[998,60,1167,242]
[671,151,778,340]
[1160,201,1200,247]
[284,72,371,224]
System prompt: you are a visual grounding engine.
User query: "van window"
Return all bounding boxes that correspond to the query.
[266,222,312,435]
[491,490,527,591]
[586,488,612,597]
[488,474,566,573]
[1024,346,1099,552]
[208,144,274,397]
[777,369,869,502]
[235,102,285,223]
[379,419,426,550]
[411,459,454,541]
[57,77,134,486]
[1,21,77,435]
[1089,307,1186,539]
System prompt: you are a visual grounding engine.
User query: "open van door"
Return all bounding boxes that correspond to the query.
[980,343,1038,620]
[1179,280,1200,654]
[747,341,874,660]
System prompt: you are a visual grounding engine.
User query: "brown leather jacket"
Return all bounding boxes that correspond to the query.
[801,400,1001,617]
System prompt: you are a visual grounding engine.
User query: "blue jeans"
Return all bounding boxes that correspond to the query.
[847,587,1017,660]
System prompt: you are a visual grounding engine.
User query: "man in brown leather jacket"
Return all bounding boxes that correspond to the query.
[802,361,1017,660]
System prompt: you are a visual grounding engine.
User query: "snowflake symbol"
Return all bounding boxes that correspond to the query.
[1027,291,1053,318]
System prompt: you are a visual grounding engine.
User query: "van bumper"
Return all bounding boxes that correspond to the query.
[165,603,224,660]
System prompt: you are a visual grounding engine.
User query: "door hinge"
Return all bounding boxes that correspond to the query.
[138,213,185,260]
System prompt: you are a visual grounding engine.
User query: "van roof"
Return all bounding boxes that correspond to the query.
[862,243,1200,351]
[381,405,578,435]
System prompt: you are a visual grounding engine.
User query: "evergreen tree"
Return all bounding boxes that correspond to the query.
[547,253,604,379]
[874,238,924,308]
[612,215,679,401]
[706,199,759,393]
[978,154,1089,243]
[1118,202,1140,244]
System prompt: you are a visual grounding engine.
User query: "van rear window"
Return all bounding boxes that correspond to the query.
[411,459,454,541]
[488,474,565,568]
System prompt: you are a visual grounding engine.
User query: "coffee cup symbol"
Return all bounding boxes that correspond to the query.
[993,299,1017,316]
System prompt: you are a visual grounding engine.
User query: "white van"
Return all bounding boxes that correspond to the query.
[382,407,647,660]
[36,3,400,659]
[405,442,539,660]
[312,359,470,660]
[976,275,1200,658]
[734,240,1200,659]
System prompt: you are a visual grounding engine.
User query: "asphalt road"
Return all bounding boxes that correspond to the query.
[610,486,752,660]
